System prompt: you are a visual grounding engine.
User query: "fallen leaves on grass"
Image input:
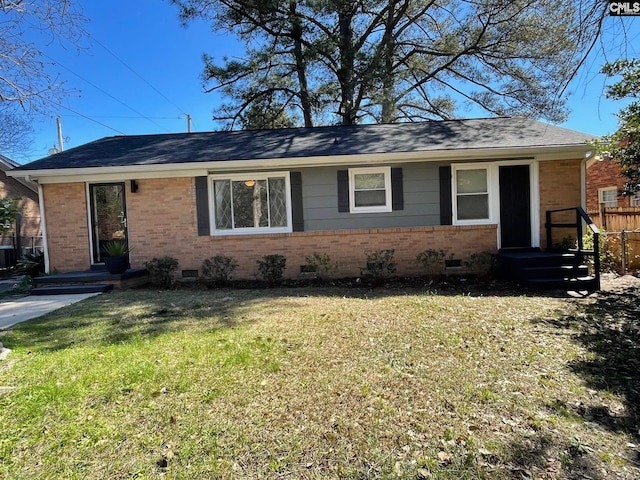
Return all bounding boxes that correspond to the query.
[0,286,638,479]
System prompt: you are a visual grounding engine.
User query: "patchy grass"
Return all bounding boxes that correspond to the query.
[0,285,639,479]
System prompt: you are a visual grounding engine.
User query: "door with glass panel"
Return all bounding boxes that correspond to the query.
[89,183,128,263]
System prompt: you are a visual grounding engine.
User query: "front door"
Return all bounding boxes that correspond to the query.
[89,183,128,264]
[499,165,531,249]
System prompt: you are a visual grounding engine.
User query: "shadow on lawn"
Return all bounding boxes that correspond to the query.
[503,282,640,479]
[2,290,267,353]
[3,277,578,354]
[551,284,640,442]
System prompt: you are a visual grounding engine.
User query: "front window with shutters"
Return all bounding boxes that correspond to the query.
[349,167,392,213]
[209,172,292,235]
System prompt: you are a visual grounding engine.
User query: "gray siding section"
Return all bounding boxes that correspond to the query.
[301,163,444,231]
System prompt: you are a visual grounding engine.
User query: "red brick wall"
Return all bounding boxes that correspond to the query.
[42,183,91,272]
[145,224,497,280]
[585,157,630,211]
[0,171,41,238]
[538,158,583,249]
[126,177,198,267]
[127,178,497,279]
[45,178,498,277]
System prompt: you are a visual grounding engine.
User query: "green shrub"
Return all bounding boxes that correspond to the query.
[552,235,576,251]
[257,254,287,285]
[463,251,495,276]
[304,252,337,280]
[201,255,238,286]
[583,233,623,273]
[361,249,396,282]
[145,256,179,288]
[416,249,446,277]
[102,240,130,257]
[16,250,45,278]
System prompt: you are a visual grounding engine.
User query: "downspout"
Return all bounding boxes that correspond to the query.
[37,183,50,274]
[581,157,587,210]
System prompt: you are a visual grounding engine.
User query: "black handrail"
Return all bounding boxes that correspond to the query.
[545,207,600,290]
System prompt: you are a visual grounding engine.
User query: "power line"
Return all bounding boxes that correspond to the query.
[37,97,126,135]
[42,53,171,133]
[58,114,184,120]
[90,36,189,116]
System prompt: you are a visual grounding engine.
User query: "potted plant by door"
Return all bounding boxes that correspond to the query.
[103,240,130,274]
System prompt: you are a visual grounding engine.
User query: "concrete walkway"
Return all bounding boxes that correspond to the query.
[0,293,101,330]
[0,276,22,295]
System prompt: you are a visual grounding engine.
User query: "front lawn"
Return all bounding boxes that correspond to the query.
[0,285,638,479]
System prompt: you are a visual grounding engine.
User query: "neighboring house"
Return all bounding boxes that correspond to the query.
[585,154,640,211]
[0,154,41,259]
[8,118,594,279]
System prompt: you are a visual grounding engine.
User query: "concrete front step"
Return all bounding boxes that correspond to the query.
[31,284,114,295]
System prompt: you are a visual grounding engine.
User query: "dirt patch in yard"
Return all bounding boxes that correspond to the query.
[599,272,640,294]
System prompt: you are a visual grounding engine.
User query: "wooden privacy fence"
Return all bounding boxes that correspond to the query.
[586,207,640,273]
[587,207,640,232]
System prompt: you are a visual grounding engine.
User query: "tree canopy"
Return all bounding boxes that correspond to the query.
[0,0,86,156]
[172,0,608,129]
[594,59,640,196]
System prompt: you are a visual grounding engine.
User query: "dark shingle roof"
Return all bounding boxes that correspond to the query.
[15,118,594,172]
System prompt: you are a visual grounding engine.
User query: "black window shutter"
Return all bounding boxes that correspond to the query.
[195,176,210,236]
[337,170,349,212]
[439,166,453,225]
[391,167,403,211]
[290,171,304,232]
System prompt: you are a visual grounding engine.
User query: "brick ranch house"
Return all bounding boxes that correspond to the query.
[0,154,41,261]
[8,118,595,280]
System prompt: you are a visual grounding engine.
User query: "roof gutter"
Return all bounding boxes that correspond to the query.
[0,165,39,193]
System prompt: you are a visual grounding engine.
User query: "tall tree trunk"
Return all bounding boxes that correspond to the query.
[380,0,408,123]
[380,9,396,124]
[289,1,314,127]
[337,1,357,125]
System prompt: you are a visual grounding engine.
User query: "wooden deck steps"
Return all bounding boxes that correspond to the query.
[31,284,114,295]
[497,248,598,292]
[32,268,149,295]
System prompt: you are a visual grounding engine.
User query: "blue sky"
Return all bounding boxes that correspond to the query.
[15,1,640,163]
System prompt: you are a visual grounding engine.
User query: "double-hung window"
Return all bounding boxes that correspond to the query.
[210,172,291,235]
[631,193,640,207]
[349,167,392,213]
[598,187,618,208]
[453,165,491,223]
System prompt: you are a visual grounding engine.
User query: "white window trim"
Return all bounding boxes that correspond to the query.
[349,166,392,214]
[598,186,618,208]
[631,193,640,207]
[452,160,539,248]
[452,163,497,225]
[208,171,292,236]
